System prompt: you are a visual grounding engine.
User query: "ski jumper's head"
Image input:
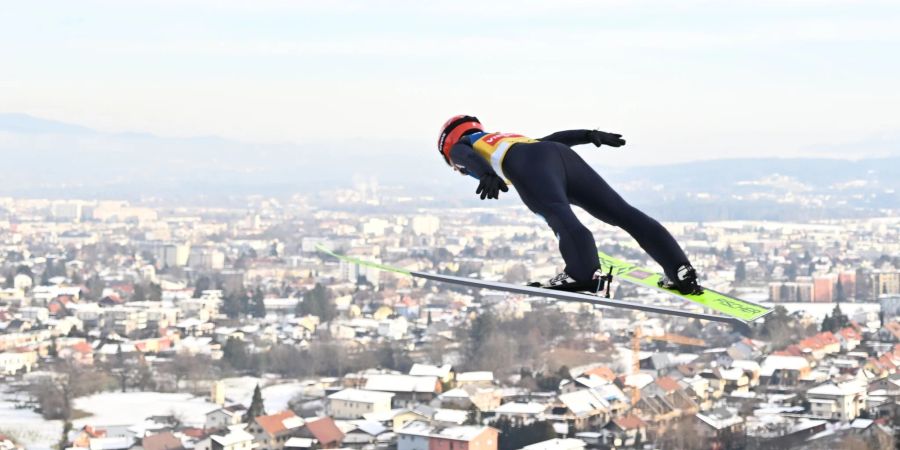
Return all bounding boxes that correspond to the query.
[438,115,483,166]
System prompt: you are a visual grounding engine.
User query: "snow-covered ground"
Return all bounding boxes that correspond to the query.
[0,377,317,450]
[220,376,321,413]
[72,392,219,428]
[0,386,63,450]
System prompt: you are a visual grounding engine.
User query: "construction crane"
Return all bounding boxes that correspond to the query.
[649,333,707,347]
[629,329,705,409]
[631,327,641,407]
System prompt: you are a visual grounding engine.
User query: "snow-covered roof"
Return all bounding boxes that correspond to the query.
[456,371,493,382]
[364,374,438,393]
[439,388,470,399]
[282,417,305,429]
[493,402,546,415]
[434,426,488,441]
[284,437,315,448]
[211,428,254,446]
[731,360,761,372]
[348,420,388,436]
[623,373,654,389]
[719,367,745,381]
[433,409,468,424]
[558,390,610,416]
[806,382,865,397]
[409,363,452,378]
[696,407,744,430]
[88,438,133,450]
[521,438,586,450]
[328,388,395,403]
[760,355,809,376]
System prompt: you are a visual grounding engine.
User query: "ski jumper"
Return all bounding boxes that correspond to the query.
[449,129,690,283]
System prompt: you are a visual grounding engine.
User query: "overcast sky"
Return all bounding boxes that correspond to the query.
[2,0,900,166]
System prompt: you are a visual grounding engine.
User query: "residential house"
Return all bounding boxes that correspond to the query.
[455,371,494,388]
[432,385,502,412]
[0,434,21,450]
[520,438,586,450]
[717,367,750,394]
[296,417,344,449]
[338,420,388,447]
[731,360,761,388]
[397,421,498,450]
[555,389,611,431]
[0,349,37,375]
[492,402,547,425]
[600,415,647,449]
[248,411,305,450]
[409,363,454,384]
[806,382,867,421]
[205,405,248,430]
[363,408,431,432]
[71,426,107,448]
[695,407,744,441]
[363,374,442,408]
[640,377,698,420]
[760,355,811,390]
[208,426,255,450]
[58,341,94,366]
[142,432,185,450]
[326,389,395,419]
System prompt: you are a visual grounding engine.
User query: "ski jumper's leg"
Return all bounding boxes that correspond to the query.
[560,148,690,279]
[503,142,600,282]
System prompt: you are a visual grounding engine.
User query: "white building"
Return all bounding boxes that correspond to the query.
[0,350,38,375]
[327,389,395,419]
[205,405,248,430]
[806,382,867,421]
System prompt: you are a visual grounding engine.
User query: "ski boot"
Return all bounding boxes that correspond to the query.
[658,263,704,295]
[529,267,610,295]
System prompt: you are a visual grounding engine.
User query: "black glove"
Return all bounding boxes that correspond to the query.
[588,130,626,147]
[476,173,508,200]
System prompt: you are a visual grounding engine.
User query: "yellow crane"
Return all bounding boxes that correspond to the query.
[630,329,706,409]
[631,327,641,407]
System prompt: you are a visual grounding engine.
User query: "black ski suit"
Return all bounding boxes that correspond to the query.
[449,129,689,283]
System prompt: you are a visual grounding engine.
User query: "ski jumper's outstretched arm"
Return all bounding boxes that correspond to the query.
[541,129,626,148]
[449,142,493,179]
[449,141,508,200]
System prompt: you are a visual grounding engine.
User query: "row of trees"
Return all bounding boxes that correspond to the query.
[462,306,579,373]
[221,337,413,378]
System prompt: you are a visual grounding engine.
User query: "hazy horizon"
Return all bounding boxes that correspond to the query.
[3,0,900,171]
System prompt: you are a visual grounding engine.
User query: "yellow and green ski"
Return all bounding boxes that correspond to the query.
[318,245,770,331]
[597,251,772,323]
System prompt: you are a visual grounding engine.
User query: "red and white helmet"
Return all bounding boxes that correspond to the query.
[438,115,483,165]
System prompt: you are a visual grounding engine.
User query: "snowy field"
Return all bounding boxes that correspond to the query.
[72,392,219,428]
[0,377,318,450]
[0,386,63,450]
[220,376,321,412]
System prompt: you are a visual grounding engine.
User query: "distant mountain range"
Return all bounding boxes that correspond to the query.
[1,113,897,219]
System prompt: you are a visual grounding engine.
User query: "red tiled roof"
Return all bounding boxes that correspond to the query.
[181,428,206,439]
[839,327,862,341]
[82,426,106,438]
[303,417,344,445]
[613,414,646,430]
[142,432,184,450]
[655,376,681,393]
[71,342,92,354]
[256,411,299,436]
[585,367,616,382]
